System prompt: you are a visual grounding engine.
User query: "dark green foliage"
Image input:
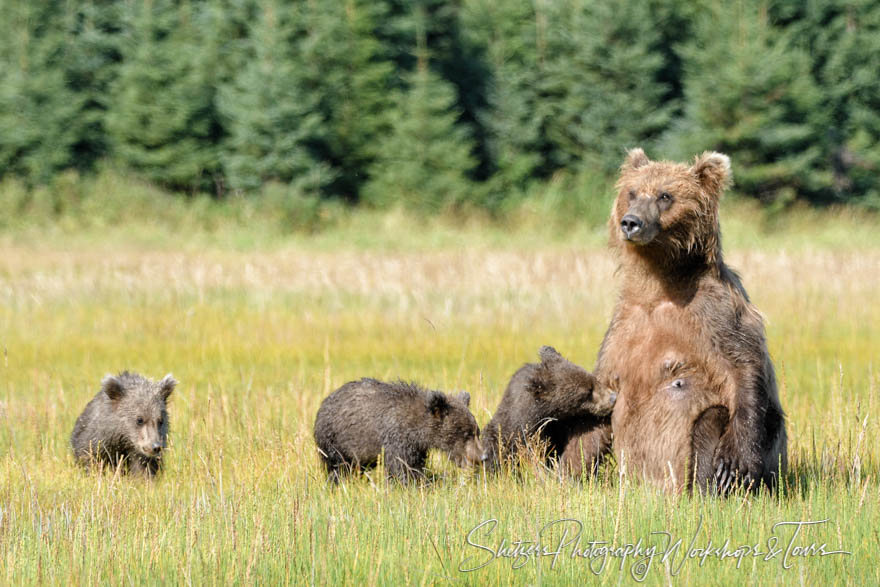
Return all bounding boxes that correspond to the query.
[363,66,477,213]
[217,2,331,194]
[363,2,478,212]
[105,0,224,192]
[467,0,677,211]
[0,1,85,183]
[0,0,879,210]
[540,1,675,175]
[56,0,126,171]
[463,0,546,204]
[295,0,396,200]
[822,3,880,207]
[385,0,492,179]
[778,0,880,206]
[663,0,828,204]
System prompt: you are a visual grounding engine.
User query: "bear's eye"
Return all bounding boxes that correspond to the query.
[671,379,685,389]
[158,418,164,427]
[136,417,145,426]
[658,191,672,202]
[628,189,637,201]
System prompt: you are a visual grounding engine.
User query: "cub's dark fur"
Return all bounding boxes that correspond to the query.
[314,378,482,483]
[482,346,616,475]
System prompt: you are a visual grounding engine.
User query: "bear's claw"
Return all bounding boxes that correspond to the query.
[713,441,761,494]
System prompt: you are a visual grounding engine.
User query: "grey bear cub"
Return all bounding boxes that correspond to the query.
[482,346,616,474]
[71,371,176,478]
[314,378,483,483]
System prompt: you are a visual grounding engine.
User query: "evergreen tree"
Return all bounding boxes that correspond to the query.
[541,0,675,174]
[463,0,546,203]
[814,0,880,205]
[297,0,395,200]
[644,0,700,117]
[106,0,223,192]
[663,0,827,203]
[384,0,492,178]
[467,0,677,203]
[0,1,84,183]
[59,0,126,172]
[2,0,877,210]
[217,2,331,193]
[363,63,477,213]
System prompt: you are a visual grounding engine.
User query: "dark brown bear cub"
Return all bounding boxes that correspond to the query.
[314,378,483,483]
[481,346,616,475]
[71,371,176,478]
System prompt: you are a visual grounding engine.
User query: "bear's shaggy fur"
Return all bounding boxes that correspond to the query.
[481,346,616,475]
[71,371,176,478]
[314,378,482,483]
[592,148,786,493]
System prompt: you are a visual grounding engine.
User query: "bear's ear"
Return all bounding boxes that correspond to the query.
[538,345,562,364]
[158,374,177,401]
[101,374,125,400]
[526,364,552,397]
[456,391,471,407]
[427,391,449,416]
[690,151,732,196]
[621,148,650,173]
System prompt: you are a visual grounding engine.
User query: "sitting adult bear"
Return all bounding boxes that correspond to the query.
[583,149,787,493]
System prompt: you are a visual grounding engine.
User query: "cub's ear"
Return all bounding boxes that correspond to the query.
[101,374,125,400]
[690,151,732,196]
[621,148,650,172]
[158,374,177,401]
[456,391,471,407]
[427,391,449,416]
[538,345,562,364]
[526,365,551,397]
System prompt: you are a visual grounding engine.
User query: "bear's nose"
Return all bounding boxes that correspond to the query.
[620,215,643,238]
[480,452,490,463]
[151,442,163,453]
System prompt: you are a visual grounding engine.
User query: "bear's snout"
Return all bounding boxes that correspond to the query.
[590,387,618,417]
[140,441,163,457]
[620,214,644,239]
[461,437,484,467]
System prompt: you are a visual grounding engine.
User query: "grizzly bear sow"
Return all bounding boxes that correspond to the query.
[481,346,616,476]
[593,148,787,493]
[71,371,176,478]
[314,378,482,483]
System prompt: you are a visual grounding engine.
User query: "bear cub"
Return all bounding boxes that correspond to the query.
[314,378,483,483]
[481,346,616,474]
[71,371,176,478]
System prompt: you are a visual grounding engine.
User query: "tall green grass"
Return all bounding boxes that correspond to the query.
[0,202,878,583]
[4,169,877,253]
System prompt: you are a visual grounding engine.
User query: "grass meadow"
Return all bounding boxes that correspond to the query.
[1,200,878,584]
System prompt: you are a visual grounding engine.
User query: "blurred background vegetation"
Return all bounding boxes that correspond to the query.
[1,0,879,232]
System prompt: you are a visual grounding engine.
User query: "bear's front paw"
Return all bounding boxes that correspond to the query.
[713,434,761,494]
